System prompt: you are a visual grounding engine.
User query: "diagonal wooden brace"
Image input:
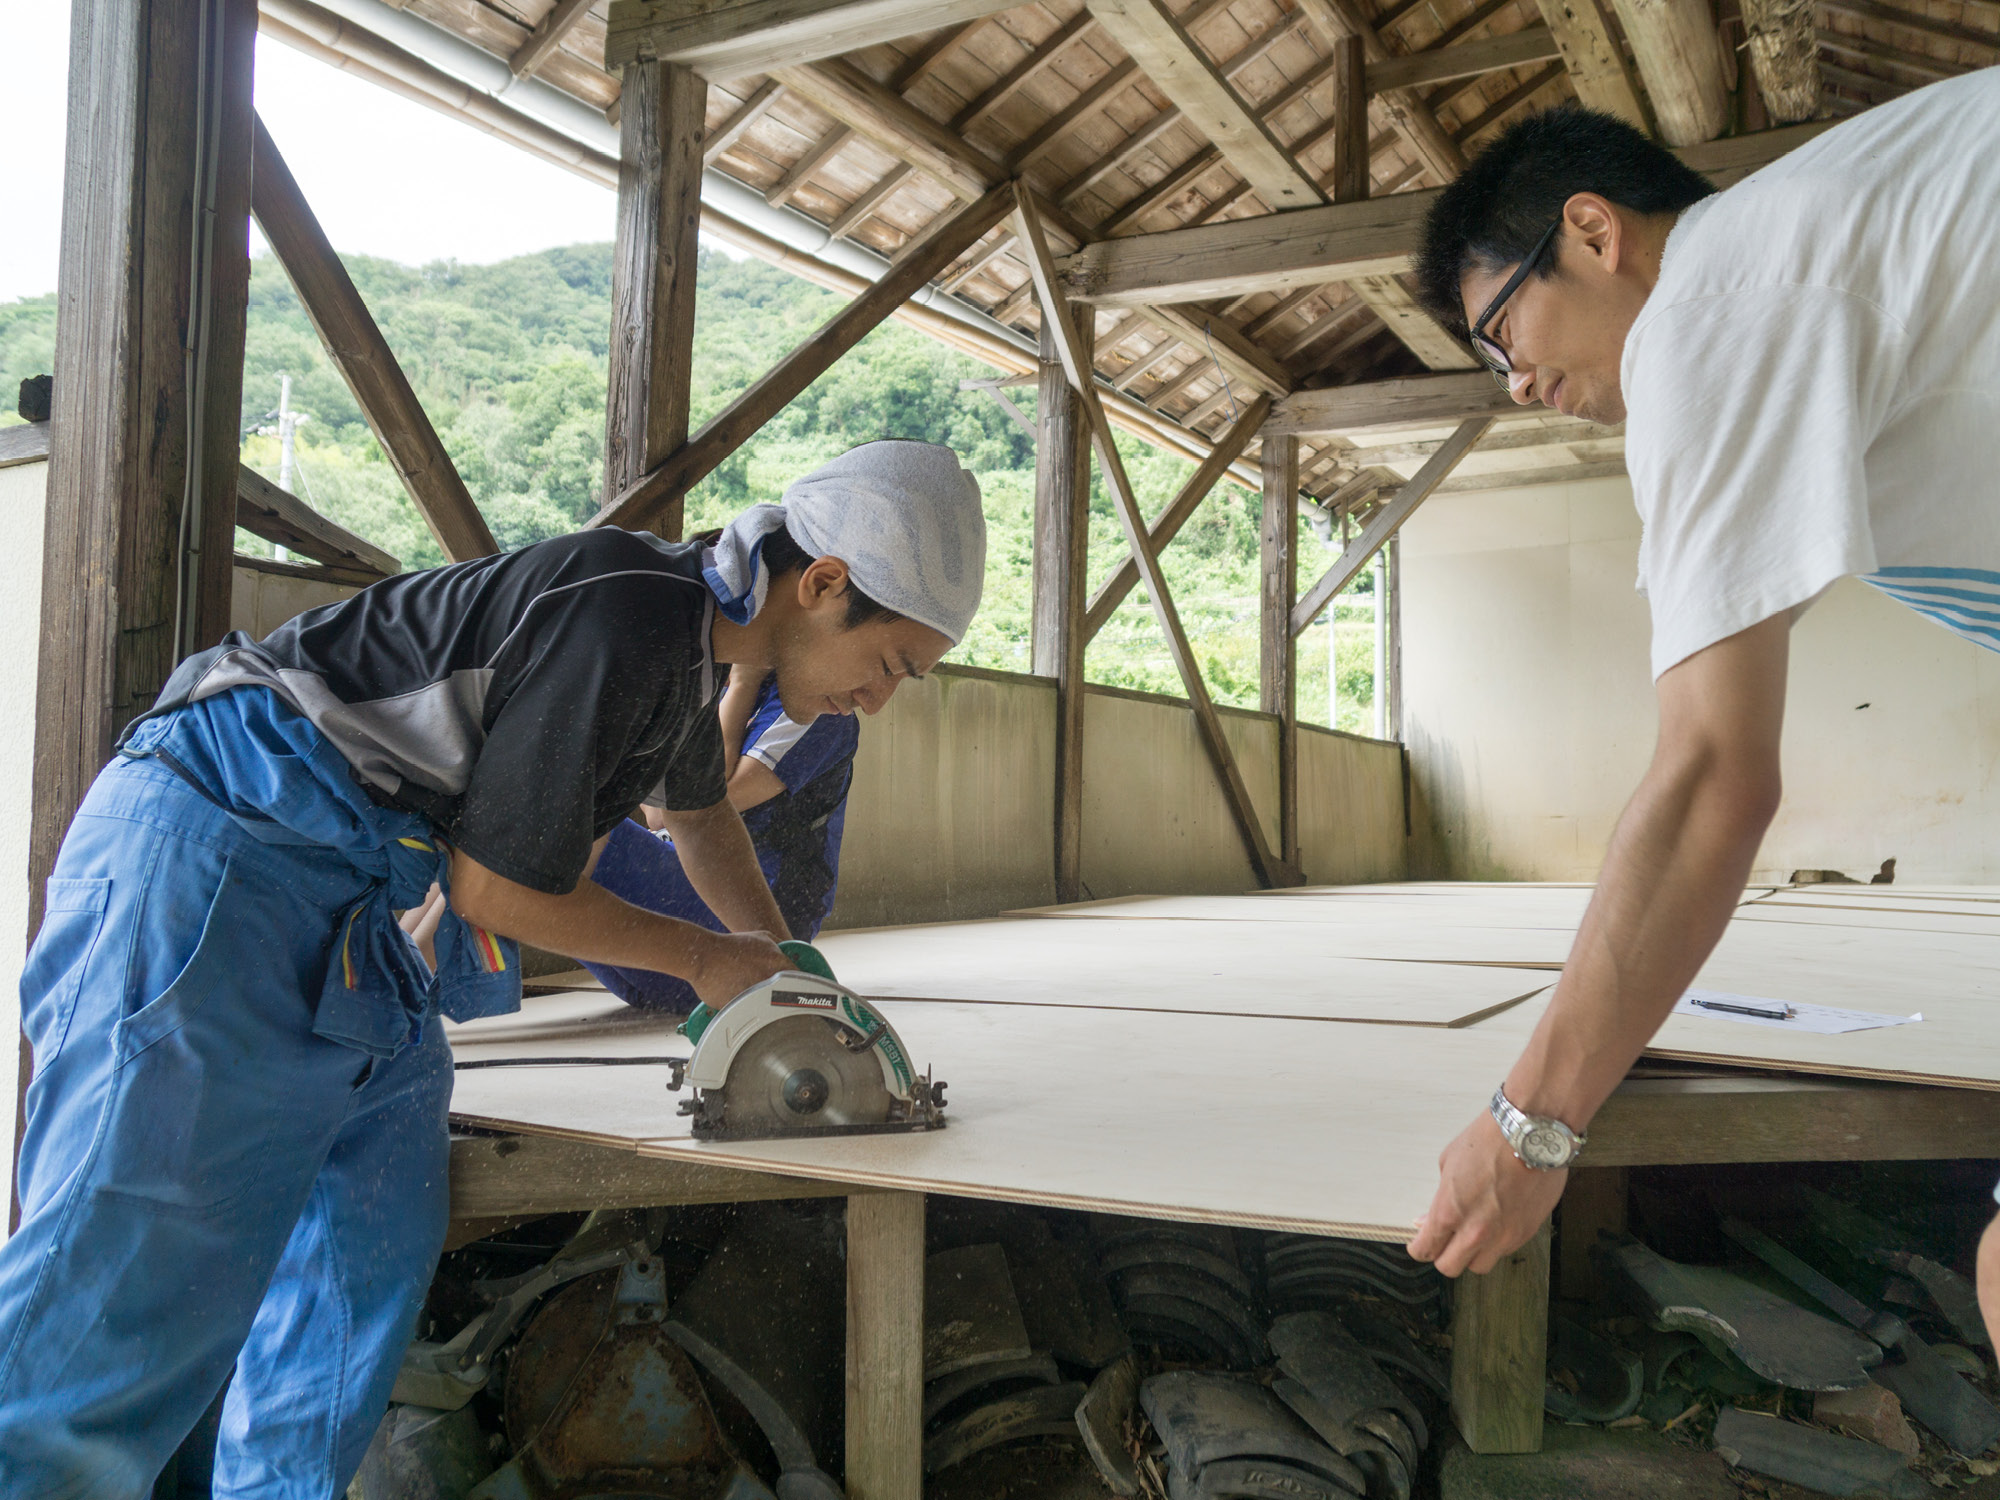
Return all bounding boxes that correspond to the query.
[590,181,1017,535]
[1291,416,1490,637]
[1015,184,1300,890]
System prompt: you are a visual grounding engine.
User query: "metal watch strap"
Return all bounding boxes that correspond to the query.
[1490,1085,1586,1168]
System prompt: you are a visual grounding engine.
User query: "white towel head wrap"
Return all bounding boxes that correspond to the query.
[702,440,986,644]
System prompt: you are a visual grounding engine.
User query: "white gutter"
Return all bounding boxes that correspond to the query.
[260,0,1264,489]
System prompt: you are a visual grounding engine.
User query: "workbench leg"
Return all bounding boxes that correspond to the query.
[1558,1166,1628,1301]
[847,1191,925,1500]
[1450,1220,1551,1454]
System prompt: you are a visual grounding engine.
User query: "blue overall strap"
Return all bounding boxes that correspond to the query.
[123,687,523,1052]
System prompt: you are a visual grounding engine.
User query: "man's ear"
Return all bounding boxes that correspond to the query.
[1561,192,1626,274]
[793,555,852,611]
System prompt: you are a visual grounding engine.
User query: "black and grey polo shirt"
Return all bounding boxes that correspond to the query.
[145,528,727,894]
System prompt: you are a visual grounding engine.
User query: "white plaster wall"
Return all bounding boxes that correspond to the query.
[0,459,47,1237]
[1401,474,2000,882]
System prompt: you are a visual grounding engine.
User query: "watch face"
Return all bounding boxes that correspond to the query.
[1520,1123,1573,1169]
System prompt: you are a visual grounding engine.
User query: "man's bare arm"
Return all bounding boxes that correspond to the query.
[656,797,792,941]
[1408,613,1791,1276]
[449,845,788,1006]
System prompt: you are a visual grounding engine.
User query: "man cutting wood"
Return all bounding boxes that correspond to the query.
[0,440,984,1497]
[1402,71,2000,1338]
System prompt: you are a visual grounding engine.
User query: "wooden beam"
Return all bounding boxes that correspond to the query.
[1365,25,1563,90]
[1006,58,1140,171]
[1141,304,1293,397]
[1818,0,2000,57]
[1328,35,1368,205]
[236,465,401,578]
[606,0,1019,79]
[704,78,783,165]
[1062,122,1834,306]
[251,117,496,561]
[606,61,706,539]
[1083,394,1271,641]
[1061,190,1434,306]
[1054,1,1292,206]
[1349,274,1477,369]
[1261,435,1300,869]
[509,0,597,78]
[1530,0,1649,128]
[955,11,1096,133]
[1451,1220,1550,1454]
[592,182,1016,533]
[773,57,996,199]
[827,162,915,239]
[847,1192,926,1500]
[449,1132,855,1218]
[1607,0,1730,144]
[1291,417,1490,634]
[1292,0,1467,181]
[1016,186,1298,890]
[767,124,852,207]
[1086,0,1326,212]
[1033,311,1095,904]
[1323,35,1474,376]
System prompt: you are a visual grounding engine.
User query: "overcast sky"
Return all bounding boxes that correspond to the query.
[0,5,623,305]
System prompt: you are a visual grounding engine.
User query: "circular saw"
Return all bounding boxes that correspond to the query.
[667,971,948,1142]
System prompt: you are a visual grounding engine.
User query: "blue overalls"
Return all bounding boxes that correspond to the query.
[0,686,518,1498]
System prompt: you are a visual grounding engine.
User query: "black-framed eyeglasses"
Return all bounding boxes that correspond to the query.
[1469,218,1562,385]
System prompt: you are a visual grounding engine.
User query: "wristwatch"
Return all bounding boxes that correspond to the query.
[1489,1086,1586,1170]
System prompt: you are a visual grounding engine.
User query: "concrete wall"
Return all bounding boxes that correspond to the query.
[828,667,1410,928]
[1401,473,2000,883]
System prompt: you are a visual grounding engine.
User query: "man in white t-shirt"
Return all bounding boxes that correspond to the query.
[1402,71,2000,1337]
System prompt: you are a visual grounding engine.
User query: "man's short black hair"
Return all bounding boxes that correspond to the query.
[1415,104,1718,338]
[758,525,902,629]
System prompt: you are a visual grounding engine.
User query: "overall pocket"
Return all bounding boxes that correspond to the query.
[20,879,111,1068]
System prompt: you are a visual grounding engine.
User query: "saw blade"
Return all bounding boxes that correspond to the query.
[716,1015,895,1137]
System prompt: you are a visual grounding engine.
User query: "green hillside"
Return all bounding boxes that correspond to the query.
[0,244,1381,730]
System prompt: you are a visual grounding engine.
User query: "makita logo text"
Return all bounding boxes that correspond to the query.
[773,990,838,1009]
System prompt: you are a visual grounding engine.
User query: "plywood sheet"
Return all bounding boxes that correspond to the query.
[1004,893,1583,929]
[812,918,1554,1026]
[1734,905,2000,939]
[449,991,1556,1242]
[1753,890,2000,914]
[1644,920,2000,1089]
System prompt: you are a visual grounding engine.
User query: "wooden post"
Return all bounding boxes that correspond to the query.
[23,0,259,1217]
[1558,1166,1628,1300]
[1260,436,1300,870]
[1451,1219,1551,1454]
[251,116,498,562]
[606,60,706,540]
[1329,35,1369,205]
[1032,310,1095,904]
[846,1190,925,1500]
[1015,186,1297,890]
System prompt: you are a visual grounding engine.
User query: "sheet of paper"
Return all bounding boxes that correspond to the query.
[1673,988,1922,1035]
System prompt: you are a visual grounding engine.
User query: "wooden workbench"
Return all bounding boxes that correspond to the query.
[446,882,2000,1490]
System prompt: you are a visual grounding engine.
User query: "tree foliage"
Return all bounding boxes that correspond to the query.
[0,243,1375,724]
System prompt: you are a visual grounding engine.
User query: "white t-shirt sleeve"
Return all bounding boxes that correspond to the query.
[1626,284,1909,678]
